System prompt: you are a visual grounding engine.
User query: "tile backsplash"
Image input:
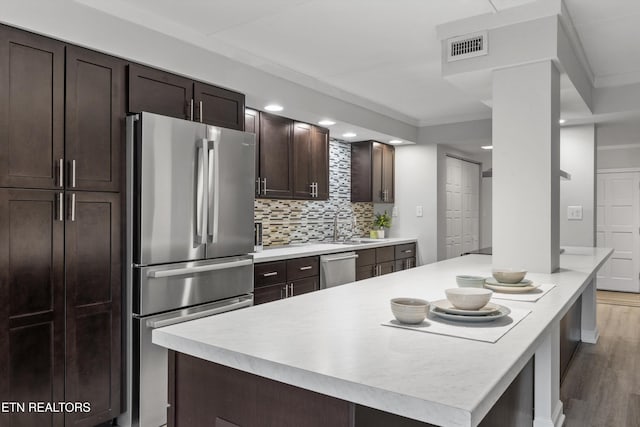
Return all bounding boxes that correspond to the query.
[254,139,374,246]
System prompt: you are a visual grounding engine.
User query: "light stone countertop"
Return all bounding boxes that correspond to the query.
[251,237,417,263]
[153,246,612,427]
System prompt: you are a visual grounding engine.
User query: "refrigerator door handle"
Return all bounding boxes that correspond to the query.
[195,139,209,245]
[146,258,253,278]
[146,297,253,329]
[207,139,220,244]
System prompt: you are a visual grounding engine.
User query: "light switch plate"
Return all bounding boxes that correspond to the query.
[567,205,583,220]
[416,206,423,217]
[392,206,398,217]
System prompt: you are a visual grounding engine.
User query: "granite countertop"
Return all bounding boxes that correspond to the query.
[251,237,418,263]
[153,247,612,427]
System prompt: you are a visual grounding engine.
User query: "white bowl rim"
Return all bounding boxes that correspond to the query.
[391,297,429,306]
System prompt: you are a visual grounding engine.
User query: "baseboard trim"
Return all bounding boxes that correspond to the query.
[534,401,565,427]
[581,328,600,344]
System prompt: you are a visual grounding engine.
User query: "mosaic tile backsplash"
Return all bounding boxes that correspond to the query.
[254,140,374,246]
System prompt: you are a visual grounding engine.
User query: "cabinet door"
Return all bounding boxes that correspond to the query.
[356,265,375,281]
[66,46,125,192]
[0,189,65,427]
[290,276,318,297]
[310,126,329,200]
[292,122,313,199]
[259,113,293,198]
[381,144,395,203]
[245,111,260,196]
[253,283,286,305]
[378,261,395,276]
[0,26,64,189]
[351,141,372,202]
[371,142,384,203]
[65,192,121,427]
[128,64,193,120]
[194,82,245,130]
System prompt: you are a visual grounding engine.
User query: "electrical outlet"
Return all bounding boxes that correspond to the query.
[416,206,423,217]
[567,205,583,220]
[392,206,398,217]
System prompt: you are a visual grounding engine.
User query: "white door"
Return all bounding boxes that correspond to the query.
[596,171,640,293]
[446,157,480,258]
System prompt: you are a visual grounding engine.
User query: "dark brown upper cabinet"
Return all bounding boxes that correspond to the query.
[258,112,293,198]
[245,110,260,196]
[66,46,125,192]
[194,81,245,130]
[129,64,245,130]
[253,111,329,200]
[0,26,64,190]
[351,141,394,203]
[293,123,329,200]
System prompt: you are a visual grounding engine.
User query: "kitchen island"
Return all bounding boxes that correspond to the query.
[153,247,611,427]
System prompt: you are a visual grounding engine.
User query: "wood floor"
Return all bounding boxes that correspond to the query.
[597,290,640,307]
[561,300,640,427]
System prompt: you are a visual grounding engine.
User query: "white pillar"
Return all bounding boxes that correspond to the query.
[492,60,561,273]
[534,321,565,427]
[581,277,600,343]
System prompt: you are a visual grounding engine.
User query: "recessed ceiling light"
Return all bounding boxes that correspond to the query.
[318,119,336,126]
[264,104,283,112]
[389,140,402,144]
[342,132,357,138]
[481,145,493,150]
[559,119,566,124]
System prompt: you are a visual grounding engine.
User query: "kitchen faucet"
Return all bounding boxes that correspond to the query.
[333,207,357,242]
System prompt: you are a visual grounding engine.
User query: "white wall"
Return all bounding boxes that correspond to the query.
[596,120,640,170]
[560,125,596,247]
[386,144,438,266]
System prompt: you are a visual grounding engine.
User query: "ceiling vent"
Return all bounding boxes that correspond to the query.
[447,31,488,62]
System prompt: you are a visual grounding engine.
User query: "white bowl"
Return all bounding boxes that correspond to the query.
[455,275,486,288]
[390,298,429,324]
[492,268,527,284]
[445,288,492,310]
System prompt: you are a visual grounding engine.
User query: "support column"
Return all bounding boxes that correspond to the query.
[492,60,561,273]
[534,321,565,427]
[581,277,600,343]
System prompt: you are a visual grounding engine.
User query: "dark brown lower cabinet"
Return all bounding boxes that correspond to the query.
[168,352,534,427]
[0,189,65,427]
[355,244,415,281]
[0,189,121,427]
[253,257,319,305]
[253,282,286,305]
[65,192,121,427]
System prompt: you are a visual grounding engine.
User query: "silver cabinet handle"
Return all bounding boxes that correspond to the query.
[57,192,63,221]
[70,159,76,188]
[263,271,278,277]
[402,249,412,254]
[147,258,253,278]
[58,158,64,188]
[262,178,267,195]
[190,99,194,121]
[69,193,76,222]
[309,183,314,197]
[299,266,313,271]
[256,177,261,195]
[284,284,289,298]
[199,101,203,123]
[289,283,294,297]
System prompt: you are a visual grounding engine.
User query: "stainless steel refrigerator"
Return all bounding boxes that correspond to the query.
[121,112,256,427]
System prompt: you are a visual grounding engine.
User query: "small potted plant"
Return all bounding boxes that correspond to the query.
[371,211,391,238]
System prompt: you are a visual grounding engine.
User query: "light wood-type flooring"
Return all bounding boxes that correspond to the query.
[561,296,640,427]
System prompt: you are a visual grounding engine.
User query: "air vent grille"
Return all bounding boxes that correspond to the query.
[447,32,488,62]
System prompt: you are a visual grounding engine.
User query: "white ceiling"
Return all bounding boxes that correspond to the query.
[63,0,640,143]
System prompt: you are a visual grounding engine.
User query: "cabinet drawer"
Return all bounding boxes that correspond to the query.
[254,261,286,287]
[395,243,416,260]
[356,249,375,268]
[375,246,395,263]
[287,256,319,281]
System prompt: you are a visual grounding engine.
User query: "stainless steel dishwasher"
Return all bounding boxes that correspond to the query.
[320,252,358,288]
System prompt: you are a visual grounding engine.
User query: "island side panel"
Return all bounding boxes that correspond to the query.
[168,350,534,427]
[168,351,354,427]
